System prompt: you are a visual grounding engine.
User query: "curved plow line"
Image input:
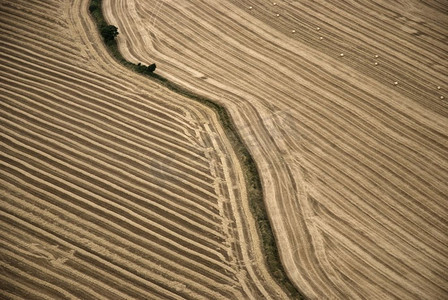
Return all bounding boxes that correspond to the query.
[149,0,165,46]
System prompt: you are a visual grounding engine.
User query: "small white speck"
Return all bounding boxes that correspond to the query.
[374,62,379,66]
[249,6,252,9]
[292,30,296,33]
[393,81,398,85]
[273,2,277,5]
[441,96,445,100]
[276,13,280,17]
[340,53,344,57]
[319,36,323,40]
[375,55,379,58]
[437,86,441,90]
[316,27,321,31]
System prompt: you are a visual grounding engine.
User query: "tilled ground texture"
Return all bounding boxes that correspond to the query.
[103,0,448,299]
[0,0,289,299]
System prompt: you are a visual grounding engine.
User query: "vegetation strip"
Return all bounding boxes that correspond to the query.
[89,0,305,298]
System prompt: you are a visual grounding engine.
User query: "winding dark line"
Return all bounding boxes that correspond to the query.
[88,0,306,298]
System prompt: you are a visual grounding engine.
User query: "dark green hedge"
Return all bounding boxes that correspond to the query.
[88,1,305,298]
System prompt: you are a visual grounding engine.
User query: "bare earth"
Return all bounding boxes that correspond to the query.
[102,0,448,299]
[0,0,289,299]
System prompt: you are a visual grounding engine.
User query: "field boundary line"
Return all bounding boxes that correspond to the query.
[87,0,306,298]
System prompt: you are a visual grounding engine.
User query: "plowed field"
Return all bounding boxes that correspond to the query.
[0,0,288,298]
[103,0,448,299]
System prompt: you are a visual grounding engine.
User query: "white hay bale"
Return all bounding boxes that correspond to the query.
[249,6,253,9]
[292,30,296,33]
[273,2,277,5]
[437,86,441,90]
[340,53,344,57]
[375,54,379,58]
[319,36,323,40]
[316,27,320,31]
[374,62,379,66]
[393,81,398,85]
[441,96,445,100]
[276,13,280,17]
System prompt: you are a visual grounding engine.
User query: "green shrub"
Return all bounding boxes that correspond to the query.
[101,25,119,42]
[147,63,156,73]
[89,3,98,12]
[88,0,304,298]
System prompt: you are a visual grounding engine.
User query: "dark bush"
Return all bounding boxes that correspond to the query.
[89,1,305,297]
[89,3,98,12]
[101,25,119,42]
[147,63,157,73]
